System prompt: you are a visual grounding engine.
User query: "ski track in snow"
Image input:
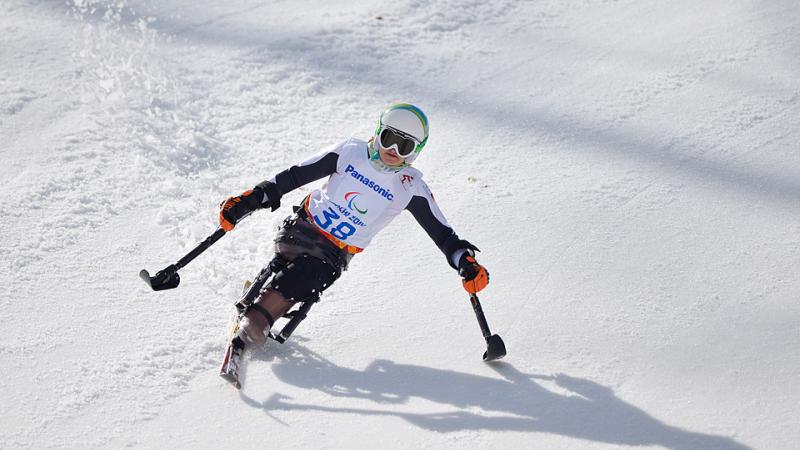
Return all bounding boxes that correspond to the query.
[1,0,799,448]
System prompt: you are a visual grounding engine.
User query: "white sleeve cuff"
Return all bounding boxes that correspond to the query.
[451,249,472,268]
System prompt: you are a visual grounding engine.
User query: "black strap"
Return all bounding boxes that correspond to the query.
[293,195,311,220]
[255,180,282,211]
[249,303,275,327]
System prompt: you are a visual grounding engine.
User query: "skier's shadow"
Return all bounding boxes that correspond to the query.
[242,342,750,450]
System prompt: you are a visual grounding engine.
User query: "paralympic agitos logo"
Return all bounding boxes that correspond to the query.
[344,191,368,214]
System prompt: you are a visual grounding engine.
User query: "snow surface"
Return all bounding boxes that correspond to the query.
[1,0,799,448]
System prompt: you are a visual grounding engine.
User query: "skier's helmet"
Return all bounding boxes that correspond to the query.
[374,104,429,164]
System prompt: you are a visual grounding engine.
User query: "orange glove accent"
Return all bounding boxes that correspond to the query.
[460,255,490,294]
[219,209,236,231]
[219,189,256,231]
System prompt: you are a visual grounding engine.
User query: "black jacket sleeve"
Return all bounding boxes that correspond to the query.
[255,151,339,211]
[406,195,478,269]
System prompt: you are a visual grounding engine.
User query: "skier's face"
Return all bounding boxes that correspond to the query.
[378,146,404,166]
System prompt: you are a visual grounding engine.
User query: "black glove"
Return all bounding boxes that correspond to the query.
[219,187,265,231]
[458,251,490,294]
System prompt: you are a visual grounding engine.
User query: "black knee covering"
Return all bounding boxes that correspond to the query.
[267,254,341,303]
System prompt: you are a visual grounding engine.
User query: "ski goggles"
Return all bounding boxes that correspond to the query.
[377,126,420,158]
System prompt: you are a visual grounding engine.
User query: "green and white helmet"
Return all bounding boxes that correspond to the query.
[371,103,429,165]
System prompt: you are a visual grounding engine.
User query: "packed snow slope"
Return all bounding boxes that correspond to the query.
[2,0,799,448]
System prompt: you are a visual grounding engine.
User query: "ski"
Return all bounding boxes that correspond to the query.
[219,281,252,389]
[219,314,246,389]
[218,268,316,389]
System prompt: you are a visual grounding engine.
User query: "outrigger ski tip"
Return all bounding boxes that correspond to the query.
[139,267,180,291]
[482,334,507,362]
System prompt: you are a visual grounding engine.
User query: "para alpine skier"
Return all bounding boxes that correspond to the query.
[219,104,490,346]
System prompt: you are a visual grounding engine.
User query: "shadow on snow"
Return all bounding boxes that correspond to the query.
[241,342,750,450]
